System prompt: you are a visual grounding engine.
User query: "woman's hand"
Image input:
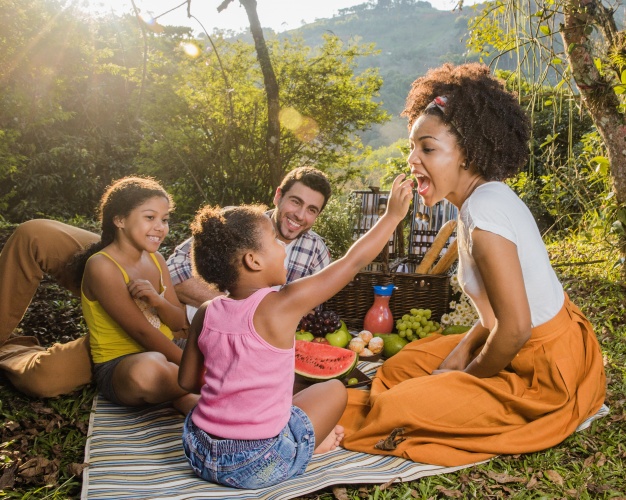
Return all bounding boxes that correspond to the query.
[435,321,488,372]
[437,342,481,372]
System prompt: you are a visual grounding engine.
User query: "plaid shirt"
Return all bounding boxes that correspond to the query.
[166,210,331,286]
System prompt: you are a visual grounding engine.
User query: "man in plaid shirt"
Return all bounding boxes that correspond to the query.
[167,166,332,323]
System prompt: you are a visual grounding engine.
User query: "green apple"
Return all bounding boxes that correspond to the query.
[325,322,352,348]
[295,331,314,341]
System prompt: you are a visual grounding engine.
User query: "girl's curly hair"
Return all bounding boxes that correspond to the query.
[191,204,268,292]
[402,63,530,181]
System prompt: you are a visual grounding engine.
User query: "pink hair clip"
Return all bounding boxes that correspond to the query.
[427,95,448,112]
[425,95,463,138]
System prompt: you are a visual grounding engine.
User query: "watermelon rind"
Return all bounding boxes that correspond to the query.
[295,339,358,382]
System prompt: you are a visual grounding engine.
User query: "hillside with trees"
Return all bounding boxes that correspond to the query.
[282,0,475,147]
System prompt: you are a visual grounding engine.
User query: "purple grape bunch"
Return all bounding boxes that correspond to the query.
[297,309,342,337]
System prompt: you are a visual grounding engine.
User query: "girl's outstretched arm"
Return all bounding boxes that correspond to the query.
[84,255,184,364]
[179,304,207,394]
[128,253,186,331]
[257,174,413,348]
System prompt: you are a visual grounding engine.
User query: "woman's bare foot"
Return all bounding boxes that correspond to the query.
[314,425,345,454]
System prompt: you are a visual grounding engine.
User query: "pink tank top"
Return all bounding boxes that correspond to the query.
[191,288,295,440]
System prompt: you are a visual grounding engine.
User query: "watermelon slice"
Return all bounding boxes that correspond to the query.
[295,339,358,382]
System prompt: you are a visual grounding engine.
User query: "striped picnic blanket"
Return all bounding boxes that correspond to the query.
[81,361,609,499]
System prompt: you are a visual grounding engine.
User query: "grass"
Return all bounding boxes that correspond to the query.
[1,227,625,499]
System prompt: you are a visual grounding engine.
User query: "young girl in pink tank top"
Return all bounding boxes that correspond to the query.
[178,174,413,489]
[69,176,197,415]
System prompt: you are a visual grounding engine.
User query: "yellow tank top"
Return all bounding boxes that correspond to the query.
[82,251,174,364]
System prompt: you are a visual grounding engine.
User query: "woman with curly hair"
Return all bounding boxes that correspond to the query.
[339,63,606,466]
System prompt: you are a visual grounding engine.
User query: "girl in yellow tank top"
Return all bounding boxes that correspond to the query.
[69,176,198,415]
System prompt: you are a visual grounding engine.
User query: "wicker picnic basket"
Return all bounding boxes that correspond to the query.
[323,188,456,331]
[324,270,451,331]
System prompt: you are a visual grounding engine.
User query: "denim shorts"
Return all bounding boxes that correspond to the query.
[182,406,315,489]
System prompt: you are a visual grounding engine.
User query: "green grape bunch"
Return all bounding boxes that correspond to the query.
[395,308,441,342]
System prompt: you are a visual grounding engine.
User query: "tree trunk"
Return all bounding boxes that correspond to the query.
[238,0,283,189]
[561,0,626,207]
[561,0,626,267]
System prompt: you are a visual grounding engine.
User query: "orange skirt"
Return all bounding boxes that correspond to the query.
[339,296,606,466]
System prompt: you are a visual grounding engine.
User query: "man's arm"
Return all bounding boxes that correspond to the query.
[174,277,222,308]
[166,237,223,307]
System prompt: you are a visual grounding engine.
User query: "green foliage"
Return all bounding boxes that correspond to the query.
[137,33,389,216]
[381,142,410,188]
[509,120,614,236]
[0,3,388,222]
[0,1,153,220]
[287,1,472,147]
[345,138,406,190]
[312,195,359,260]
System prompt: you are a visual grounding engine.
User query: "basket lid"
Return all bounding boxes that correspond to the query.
[373,285,396,296]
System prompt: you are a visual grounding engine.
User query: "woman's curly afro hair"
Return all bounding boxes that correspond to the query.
[191,204,268,293]
[402,63,530,181]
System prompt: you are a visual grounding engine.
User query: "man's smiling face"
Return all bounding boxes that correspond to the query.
[272,181,325,244]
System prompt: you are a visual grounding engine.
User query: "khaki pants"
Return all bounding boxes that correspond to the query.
[0,220,98,397]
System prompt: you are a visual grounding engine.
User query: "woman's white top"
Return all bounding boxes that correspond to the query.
[457,182,563,329]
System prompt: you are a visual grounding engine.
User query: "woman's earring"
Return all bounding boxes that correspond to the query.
[462,162,469,170]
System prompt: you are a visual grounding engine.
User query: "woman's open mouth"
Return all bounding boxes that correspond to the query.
[415,174,431,196]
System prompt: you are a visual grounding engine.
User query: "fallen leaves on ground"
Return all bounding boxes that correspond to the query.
[485,470,526,484]
[332,485,349,499]
[544,469,564,485]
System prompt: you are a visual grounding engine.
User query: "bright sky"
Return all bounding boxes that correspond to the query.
[86,0,478,33]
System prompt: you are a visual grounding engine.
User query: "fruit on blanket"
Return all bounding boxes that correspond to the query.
[348,337,366,354]
[442,325,472,335]
[350,330,384,358]
[358,330,373,344]
[297,309,342,338]
[325,321,352,347]
[295,331,315,341]
[295,340,358,381]
[395,308,440,341]
[367,336,384,354]
[347,377,359,386]
[375,333,409,358]
[312,337,330,344]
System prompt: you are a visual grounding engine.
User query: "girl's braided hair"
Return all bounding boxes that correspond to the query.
[402,63,530,181]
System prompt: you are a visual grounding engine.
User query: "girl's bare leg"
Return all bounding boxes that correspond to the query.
[293,379,347,454]
[112,352,191,412]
